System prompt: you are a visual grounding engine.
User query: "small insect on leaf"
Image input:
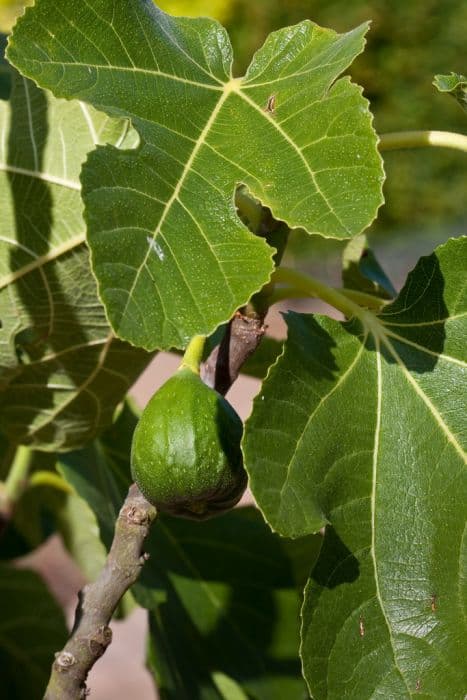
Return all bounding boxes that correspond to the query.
[358,616,365,637]
[431,594,437,612]
[264,94,276,115]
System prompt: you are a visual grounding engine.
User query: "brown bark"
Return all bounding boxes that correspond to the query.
[44,485,156,700]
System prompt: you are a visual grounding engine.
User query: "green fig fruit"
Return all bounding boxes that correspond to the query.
[131,368,247,520]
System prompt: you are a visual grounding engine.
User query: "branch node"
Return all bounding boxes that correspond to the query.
[54,651,77,670]
[88,625,113,656]
[123,504,151,526]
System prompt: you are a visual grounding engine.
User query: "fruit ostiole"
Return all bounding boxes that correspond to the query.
[131,335,247,520]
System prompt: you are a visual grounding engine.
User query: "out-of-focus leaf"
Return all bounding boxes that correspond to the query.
[9,0,383,350]
[139,508,319,700]
[56,403,138,612]
[0,564,67,699]
[433,72,467,113]
[54,490,107,582]
[158,0,233,23]
[58,442,127,550]
[0,69,151,450]
[0,450,59,560]
[57,400,138,543]
[0,33,11,98]
[342,234,396,298]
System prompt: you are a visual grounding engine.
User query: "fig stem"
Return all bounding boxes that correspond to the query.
[0,445,34,535]
[272,267,366,319]
[180,334,206,374]
[378,129,467,152]
[268,281,388,311]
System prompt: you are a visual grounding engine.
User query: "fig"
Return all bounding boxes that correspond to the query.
[131,368,247,520]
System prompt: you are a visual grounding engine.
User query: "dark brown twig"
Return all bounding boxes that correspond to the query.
[202,309,266,395]
[44,485,156,700]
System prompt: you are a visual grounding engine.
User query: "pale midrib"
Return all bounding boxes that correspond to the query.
[242,57,347,89]
[36,60,223,91]
[370,342,412,695]
[382,327,467,368]
[0,162,81,191]
[0,233,86,289]
[381,335,466,463]
[120,85,234,321]
[79,101,99,143]
[382,312,466,327]
[23,76,38,171]
[16,338,107,367]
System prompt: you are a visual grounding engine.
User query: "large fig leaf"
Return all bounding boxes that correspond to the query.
[243,237,466,697]
[8,0,383,350]
[0,69,150,450]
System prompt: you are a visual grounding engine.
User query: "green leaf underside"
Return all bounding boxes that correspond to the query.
[0,564,68,700]
[243,237,467,697]
[433,72,467,113]
[0,70,150,451]
[8,0,383,350]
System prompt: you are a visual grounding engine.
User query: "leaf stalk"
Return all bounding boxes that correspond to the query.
[378,130,467,152]
[269,279,387,311]
[0,445,36,536]
[271,268,385,317]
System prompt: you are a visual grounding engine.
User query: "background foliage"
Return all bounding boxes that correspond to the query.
[1,0,465,242]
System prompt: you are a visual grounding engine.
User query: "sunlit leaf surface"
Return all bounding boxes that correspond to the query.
[8,0,383,350]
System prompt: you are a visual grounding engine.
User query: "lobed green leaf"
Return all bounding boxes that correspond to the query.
[8,0,384,350]
[243,237,467,697]
[140,508,319,700]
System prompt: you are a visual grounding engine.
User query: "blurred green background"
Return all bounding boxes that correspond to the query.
[1,0,465,280]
